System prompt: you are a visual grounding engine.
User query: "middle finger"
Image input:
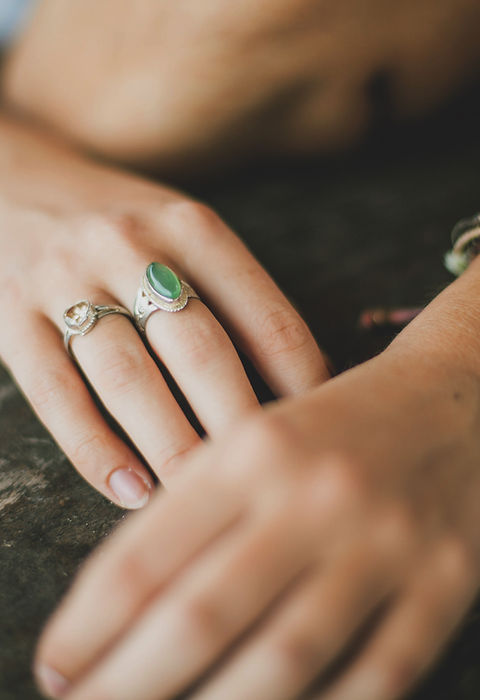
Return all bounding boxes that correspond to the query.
[146,296,259,434]
[108,257,259,434]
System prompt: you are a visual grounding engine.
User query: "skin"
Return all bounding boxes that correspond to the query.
[4,0,480,172]
[2,3,480,698]
[0,114,328,507]
[34,257,480,700]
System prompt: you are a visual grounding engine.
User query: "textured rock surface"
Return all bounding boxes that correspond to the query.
[2,91,480,699]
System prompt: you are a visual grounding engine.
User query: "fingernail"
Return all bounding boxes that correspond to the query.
[35,663,70,698]
[108,468,151,509]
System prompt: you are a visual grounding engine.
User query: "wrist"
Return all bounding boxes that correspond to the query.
[385,256,480,388]
[0,113,94,209]
[0,112,168,216]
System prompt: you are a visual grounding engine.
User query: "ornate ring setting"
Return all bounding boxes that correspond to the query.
[63,300,133,356]
[133,262,199,332]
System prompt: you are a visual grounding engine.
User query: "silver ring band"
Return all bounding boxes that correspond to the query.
[63,300,133,356]
[133,263,200,333]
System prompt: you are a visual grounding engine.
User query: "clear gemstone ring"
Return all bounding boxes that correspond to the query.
[133,262,200,333]
[63,300,133,356]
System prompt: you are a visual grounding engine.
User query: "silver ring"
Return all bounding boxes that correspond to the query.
[133,262,200,333]
[64,300,133,356]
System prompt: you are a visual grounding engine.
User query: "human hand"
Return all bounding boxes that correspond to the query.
[34,268,480,699]
[0,116,328,508]
[4,0,480,171]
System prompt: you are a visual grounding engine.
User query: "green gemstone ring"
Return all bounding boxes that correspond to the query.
[133,262,200,332]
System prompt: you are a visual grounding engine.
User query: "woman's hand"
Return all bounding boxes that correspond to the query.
[4,0,480,171]
[34,266,480,699]
[0,116,328,508]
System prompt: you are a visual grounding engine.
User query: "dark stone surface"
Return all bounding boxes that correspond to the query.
[2,89,480,699]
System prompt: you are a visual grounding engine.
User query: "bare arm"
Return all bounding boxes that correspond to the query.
[3,0,480,172]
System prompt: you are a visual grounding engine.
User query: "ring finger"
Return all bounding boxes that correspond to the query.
[50,290,203,487]
[2,313,155,508]
[145,297,259,435]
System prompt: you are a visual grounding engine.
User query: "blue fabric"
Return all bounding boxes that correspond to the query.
[0,0,35,48]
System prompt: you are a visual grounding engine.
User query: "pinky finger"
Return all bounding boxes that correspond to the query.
[3,314,154,509]
[315,542,478,700]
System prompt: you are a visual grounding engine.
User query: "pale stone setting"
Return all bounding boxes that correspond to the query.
[63,300,96,333]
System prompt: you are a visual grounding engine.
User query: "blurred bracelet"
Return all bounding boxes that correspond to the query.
[445,213,480,276]
[359,215,480,331]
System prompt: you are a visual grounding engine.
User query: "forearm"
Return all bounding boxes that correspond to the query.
[4,0,480,172]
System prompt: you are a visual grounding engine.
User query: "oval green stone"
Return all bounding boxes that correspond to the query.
[146,263,182,300]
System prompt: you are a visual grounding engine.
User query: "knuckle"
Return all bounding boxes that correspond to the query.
[70,431,108,468]
[258,307,313,359]
[96,341,146,395]
[318,455,366,511]
[81,689,109,700]
[80,212,145,258]
[182,595,227,643]
[174,320,228,371]
[107,549,153,602]
[438,536,475,587]
[156,443,199,481]
[274,634,319,680]
[242,414,291,459]
[28,367,72,414]
[46,242,79,280]
[376,505,417,555]
[229,414,296,479]
[164,200,224,244]
[383,656,419,698]
[62,677,110,700]
[166,200,221,229]
[1,275,23,309]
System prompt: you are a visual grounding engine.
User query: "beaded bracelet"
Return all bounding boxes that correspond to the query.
[444,213,480,276]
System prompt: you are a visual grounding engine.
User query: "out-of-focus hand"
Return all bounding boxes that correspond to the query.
[34,268,480,699]
[4,0,480,171]
[0,116,328,508]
